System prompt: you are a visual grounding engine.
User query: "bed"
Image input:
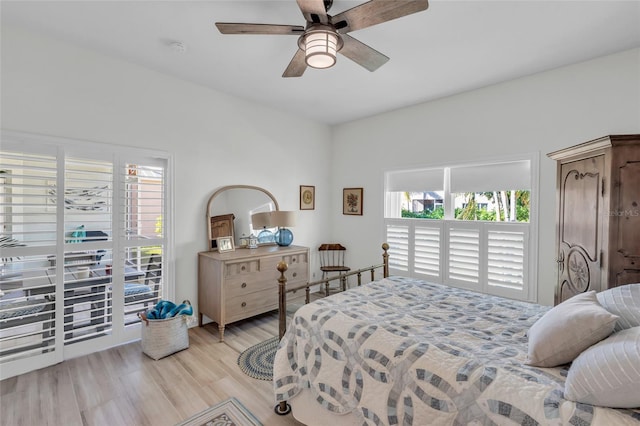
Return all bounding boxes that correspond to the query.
[273,267,640,424]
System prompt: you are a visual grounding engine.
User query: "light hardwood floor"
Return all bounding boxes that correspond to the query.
[0,311,304,426]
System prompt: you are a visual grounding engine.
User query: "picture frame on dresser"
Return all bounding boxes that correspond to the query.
[210,213,235,249]
[216,236,235,253]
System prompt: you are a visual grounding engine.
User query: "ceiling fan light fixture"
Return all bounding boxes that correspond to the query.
[299,25,343,69]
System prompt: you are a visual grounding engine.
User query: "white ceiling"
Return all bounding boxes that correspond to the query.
[2,1,640,125]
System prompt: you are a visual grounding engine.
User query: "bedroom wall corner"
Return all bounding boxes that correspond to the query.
[0,24,334,316]
[329,47,640,306]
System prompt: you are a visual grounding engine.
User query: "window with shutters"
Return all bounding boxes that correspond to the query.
[384,154,538,302]
[0,131,172,379]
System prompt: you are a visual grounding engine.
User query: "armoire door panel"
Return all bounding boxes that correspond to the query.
[616,161,640,258]
[557,243,600,303]
[560,156,604,261]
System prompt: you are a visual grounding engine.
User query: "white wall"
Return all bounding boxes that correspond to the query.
[3,25,639,310]
[331,48,640,306]
[1,26,333,313]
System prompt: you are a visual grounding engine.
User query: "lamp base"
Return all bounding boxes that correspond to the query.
[257,228,275,244]
[275,228,293,247]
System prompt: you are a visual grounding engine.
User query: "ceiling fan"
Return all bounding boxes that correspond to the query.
[215,0,429,78]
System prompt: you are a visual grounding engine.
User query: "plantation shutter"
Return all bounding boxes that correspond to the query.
[0,147,58,366]
[62,156,114,344]
[385,221,410,273]
[414,224,441,280]
[447,225,480,286]
[119,161,166,329]
[486,225,528,299]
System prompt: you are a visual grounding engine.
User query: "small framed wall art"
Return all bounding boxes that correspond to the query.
[216,236,235,253]
[343,188,363,216]
[300,185,315,210]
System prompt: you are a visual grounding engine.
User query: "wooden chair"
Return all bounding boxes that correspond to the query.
[318,244,350,295]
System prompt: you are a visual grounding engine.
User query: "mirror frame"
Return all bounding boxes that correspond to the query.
[206,185,280,251]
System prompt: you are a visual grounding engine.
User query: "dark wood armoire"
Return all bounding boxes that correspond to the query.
[548,134,640,305]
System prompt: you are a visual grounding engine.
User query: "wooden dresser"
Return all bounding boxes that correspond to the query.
[198,244,309,341]
[548,135,640,304]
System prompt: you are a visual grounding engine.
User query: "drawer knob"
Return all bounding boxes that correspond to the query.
[241,302,247,308]
[292,272,297,278]
[241,282,247,288]
[241,266,246,271]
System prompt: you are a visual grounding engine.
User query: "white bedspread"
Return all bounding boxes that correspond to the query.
[273,276,640,425]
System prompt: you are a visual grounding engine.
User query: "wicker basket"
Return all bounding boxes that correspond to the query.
[140,312,191,360]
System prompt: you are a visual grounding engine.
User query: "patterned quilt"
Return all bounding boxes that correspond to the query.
[273,276,640,425]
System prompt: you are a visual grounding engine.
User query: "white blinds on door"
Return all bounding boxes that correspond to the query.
[120,163,165,327]
[0,131,172,379]
[0,149,57,365]
[62,157,114,344]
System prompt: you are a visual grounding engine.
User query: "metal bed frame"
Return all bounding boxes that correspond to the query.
[274,242,390,415]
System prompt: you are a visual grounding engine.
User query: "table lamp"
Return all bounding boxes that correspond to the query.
[270,211,296,247]
[251,211,296,246]
[251,211,275,244]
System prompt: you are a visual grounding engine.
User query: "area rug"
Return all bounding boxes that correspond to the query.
[175,397,262,426]
[237,336,279,381]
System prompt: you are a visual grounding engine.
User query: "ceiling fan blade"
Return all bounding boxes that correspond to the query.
[332,0,428,33]
[215,23,304,35]
[296,0,329,24]
[339,34,389,72]
[283,49,307,78]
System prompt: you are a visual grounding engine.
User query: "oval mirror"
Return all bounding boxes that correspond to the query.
[206,185,279,250]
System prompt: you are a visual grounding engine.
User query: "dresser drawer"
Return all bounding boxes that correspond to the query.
[225,275,275,298]
[264,252,308,282]
[225,259,260,277]
[285,263,307,283]
[225,289,278,323]
[260,256,290,279]
[281,252,308,269]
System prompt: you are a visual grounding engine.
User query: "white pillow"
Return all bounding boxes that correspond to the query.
[564,326,640,408]
[526,291,618,367]
[596,284,640,331]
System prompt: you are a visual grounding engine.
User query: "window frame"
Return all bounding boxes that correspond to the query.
[384,153,539,302]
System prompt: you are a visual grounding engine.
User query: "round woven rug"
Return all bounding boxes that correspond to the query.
[237,336,279,381]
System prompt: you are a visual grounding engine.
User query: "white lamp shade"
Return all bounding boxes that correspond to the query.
[251,212,272,229]
[269,211,296,228]
[251,211,296,229]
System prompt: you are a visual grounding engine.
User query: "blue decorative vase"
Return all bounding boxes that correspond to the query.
[257,228,275,244]
[275,228,293,246]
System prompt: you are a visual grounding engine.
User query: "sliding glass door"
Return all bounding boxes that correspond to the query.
[0,132,172,379]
